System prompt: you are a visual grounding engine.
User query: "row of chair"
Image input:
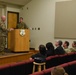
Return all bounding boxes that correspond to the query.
[46,52,76,68]
[0,52,75,75]
[29,60,76,75]
[0,59,34,75]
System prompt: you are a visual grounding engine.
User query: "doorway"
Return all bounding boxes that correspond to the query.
[7,11,19,49]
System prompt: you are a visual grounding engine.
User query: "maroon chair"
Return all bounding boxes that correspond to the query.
[46,55,59,61]
[0,64,10,75]
[29,60,76,75]
[10,59,34,75]
[0,64,10,70]
[67,60,76,75]
[59,63,68,68]
[46,55,59,68]
[59,53,68,57]
[67,52,76,61]
[43,67,53,75]
[58,54,68,64]
[10,61,26,75]
[29,71,44,75]
[68,60,76,66]
[67,52,75,55]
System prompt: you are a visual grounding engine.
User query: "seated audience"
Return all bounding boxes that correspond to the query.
[70,41,76,52]
[51,66,68,75]
[46,42,55,57]
[63,41,71,53]
[55,40,65,55]
[30,45,46,62]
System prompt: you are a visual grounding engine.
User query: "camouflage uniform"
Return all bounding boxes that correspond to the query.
[16,22,28,29]
[0,21,8,54]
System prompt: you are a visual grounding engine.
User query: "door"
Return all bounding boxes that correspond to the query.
[7,11,19,49]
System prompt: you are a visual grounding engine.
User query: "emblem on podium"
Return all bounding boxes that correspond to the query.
[20,29,25,36]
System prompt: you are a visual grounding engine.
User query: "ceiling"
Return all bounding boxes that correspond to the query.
[0,0,32,6]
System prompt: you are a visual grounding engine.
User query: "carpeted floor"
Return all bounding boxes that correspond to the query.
[0,48,28,56]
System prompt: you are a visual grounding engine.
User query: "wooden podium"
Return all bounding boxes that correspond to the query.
[10,29,30,52]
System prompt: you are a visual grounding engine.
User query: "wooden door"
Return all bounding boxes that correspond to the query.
[7,11,19,49]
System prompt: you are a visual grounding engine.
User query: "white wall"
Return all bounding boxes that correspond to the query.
[20,0,73,50]
[5,5,20,25]
[6,6,20,12]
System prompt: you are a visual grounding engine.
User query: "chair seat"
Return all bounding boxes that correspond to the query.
[33,62,46,65]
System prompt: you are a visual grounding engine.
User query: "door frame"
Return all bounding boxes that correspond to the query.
[7,11,19,49]
[7,11,19,28]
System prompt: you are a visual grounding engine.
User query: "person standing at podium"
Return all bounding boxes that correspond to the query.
[16,17,28,29]
[0,15,13,54]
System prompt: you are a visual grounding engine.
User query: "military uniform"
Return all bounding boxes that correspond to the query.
[16,22,28,29]
[70,47,76,52]
[64,48,71,53]
[0,21,8,54]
